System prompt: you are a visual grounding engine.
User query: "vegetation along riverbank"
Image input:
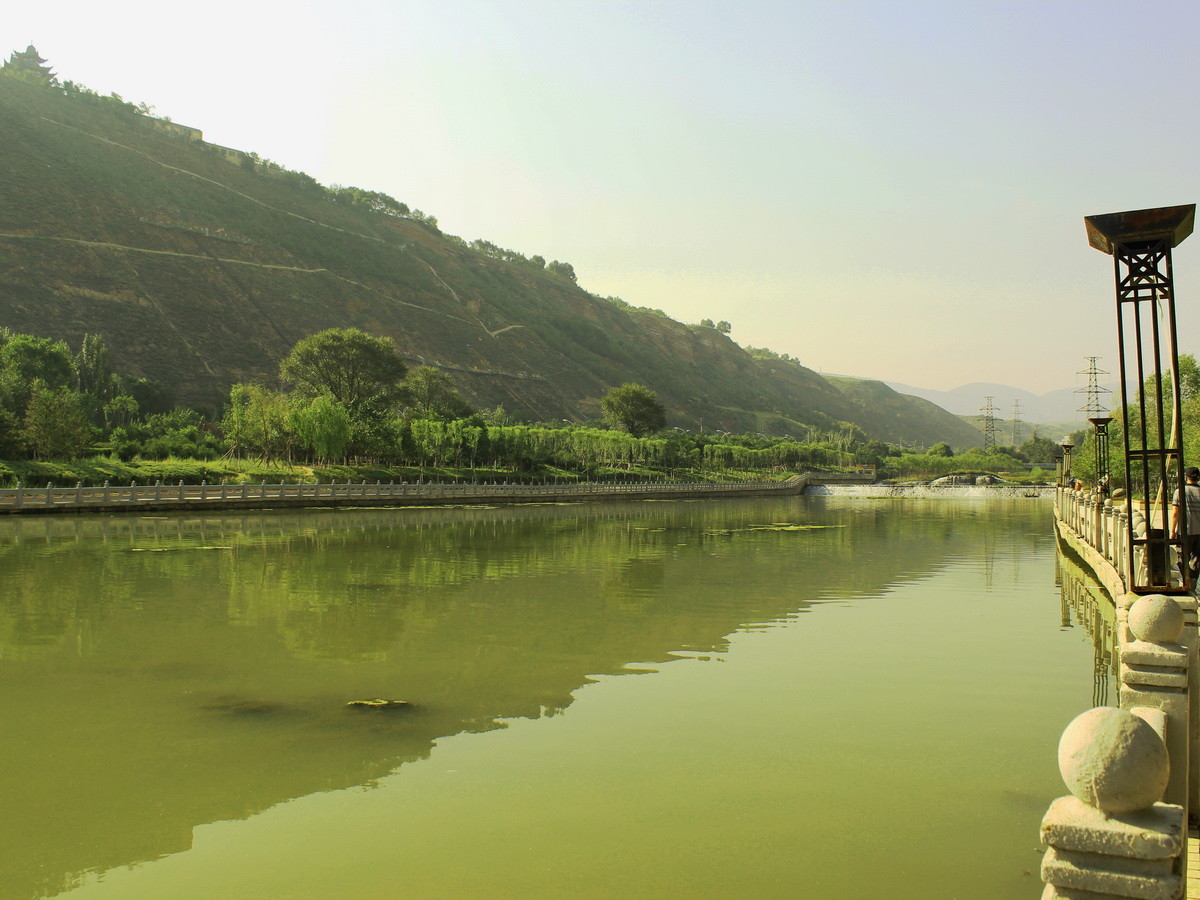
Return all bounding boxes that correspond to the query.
[0,326,1057,491]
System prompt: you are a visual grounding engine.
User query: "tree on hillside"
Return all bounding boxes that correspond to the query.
[280,328,408,417]
[2,45,56,86]
[546,260,577,283]
[601,383,667,438]
[716,321,732,334]
[402,366,474,420]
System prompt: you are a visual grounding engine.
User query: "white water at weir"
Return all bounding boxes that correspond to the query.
[807,483,1055,500]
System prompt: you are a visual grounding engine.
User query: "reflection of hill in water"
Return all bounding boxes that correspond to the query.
[0,497,1050,899]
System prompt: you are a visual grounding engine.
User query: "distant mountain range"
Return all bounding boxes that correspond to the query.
[884,380,1119,425]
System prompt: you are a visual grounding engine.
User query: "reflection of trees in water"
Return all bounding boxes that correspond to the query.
[0,500,1049,664]
[602,557,667,608]
[1054,551,1118,707]
[0,499,1054,899]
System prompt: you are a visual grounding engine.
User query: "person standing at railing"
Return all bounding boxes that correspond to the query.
[1170,465,1200,581]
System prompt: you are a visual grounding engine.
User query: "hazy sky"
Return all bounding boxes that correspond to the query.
[5,1,1200,393]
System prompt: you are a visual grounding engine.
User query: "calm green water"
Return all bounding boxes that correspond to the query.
[0,496,1109,899]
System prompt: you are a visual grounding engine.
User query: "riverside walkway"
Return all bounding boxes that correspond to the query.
[1047,486,1200,899]
[0,471,875,516]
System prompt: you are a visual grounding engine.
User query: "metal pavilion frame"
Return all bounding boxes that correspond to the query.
[1086,205,1195,593]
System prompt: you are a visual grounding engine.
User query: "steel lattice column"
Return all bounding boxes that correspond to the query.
[1085,205,1195,593]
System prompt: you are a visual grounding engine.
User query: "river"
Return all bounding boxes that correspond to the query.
[0,494,1108,899]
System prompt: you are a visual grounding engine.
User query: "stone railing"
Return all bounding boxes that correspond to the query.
[1041,595,1194,898]
[0,473,824,515]
[1055,486,1137,590]
[1045,496,1200,897]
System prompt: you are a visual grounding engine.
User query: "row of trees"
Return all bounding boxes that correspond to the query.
[0,329,177,460]
[1,324,1065,480]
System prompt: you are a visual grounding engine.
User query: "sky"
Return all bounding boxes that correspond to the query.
[5,0,1200,394]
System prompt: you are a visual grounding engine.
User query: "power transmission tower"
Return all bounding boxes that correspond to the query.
[1011,400,1023,447]
[980,396,999,450]
[1076,356,1112,418]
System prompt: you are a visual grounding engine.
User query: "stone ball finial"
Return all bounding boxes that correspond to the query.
[1128,594,1185,644]
[1058,707,1169,815]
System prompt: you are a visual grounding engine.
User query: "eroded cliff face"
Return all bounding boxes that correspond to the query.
[0,74,979,445]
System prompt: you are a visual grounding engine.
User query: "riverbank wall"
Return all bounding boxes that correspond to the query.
[0,474,1055,517]
[0,472,877,516]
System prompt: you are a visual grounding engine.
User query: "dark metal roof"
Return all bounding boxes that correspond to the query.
[1084,204,1196,254]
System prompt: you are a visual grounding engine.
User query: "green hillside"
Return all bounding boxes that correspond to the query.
[824,377,984,449]
[0,70,969,446]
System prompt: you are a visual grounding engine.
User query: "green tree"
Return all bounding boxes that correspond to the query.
[127,377,176,416]
[75,334,115,399]
[928,442,953,457]
[21,387,90,459]
[699,319,715,328]
[403,366,474,420]
[1018,435,1059,464]
[279,328,408,417]
[222,384,293,461]
[716,321,732,334]
[546,260,577,283]
[103,394,139,430]
[290,395,352,463]
[0,333,75,417]
[601,383,667,438]
[0,407,20,457]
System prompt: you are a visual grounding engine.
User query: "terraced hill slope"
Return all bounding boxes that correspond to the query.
[0,73,981,447]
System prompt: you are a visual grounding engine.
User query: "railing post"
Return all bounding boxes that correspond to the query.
[178,480,185,501]
[1040,706,1183,898]
[155,480,162,502]
[103,481,110,503]
[241,482,248,501]
[75,481,83,504]
[1120,594,1192,819]
[200,480,207,501]
[45,482,53,506]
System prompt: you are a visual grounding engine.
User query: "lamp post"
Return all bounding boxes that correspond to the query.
[1054,449,1065,487]
[1085,204,1194,593]
[1061,438,1075,485]
[1089,416,1114,488]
